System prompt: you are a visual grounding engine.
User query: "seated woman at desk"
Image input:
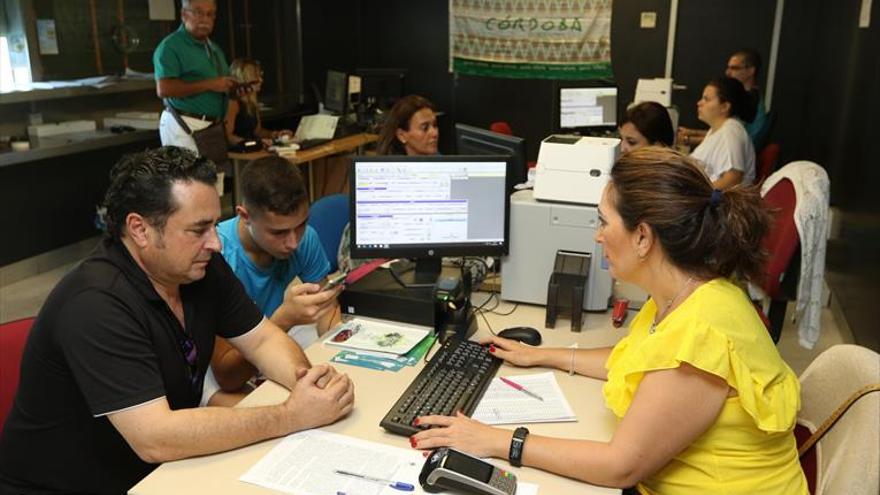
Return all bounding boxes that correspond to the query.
[225,58,292,146]
[337,94,439,272]
[619,101,675,153]
[412,147,807,495]
[376,94,439,155]
[688,76,756,189]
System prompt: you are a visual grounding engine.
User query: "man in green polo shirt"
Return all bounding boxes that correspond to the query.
[154,0,236,152]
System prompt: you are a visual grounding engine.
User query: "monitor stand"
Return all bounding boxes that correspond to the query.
[413,258,442,285]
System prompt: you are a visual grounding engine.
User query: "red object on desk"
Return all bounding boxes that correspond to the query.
[345,258,389,286]
[612,298,629,328]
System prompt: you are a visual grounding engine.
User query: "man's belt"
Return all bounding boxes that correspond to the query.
[168,107,221,123]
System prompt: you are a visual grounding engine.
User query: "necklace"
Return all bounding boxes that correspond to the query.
[649,277,694,334]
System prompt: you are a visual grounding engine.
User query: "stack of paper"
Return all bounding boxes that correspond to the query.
[325,317,436,372]
[240,429,540,495]
[471,372,577,425]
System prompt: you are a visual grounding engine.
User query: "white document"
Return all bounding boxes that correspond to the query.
[240,429,539,495]
[36,20,59,55]
[295,114,339,141]
[324,317,431,356]
[472,372,577,425]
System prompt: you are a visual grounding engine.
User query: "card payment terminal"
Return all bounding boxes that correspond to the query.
[419,448,517,494]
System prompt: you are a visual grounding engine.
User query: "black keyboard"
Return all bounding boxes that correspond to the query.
[380,337,501,436]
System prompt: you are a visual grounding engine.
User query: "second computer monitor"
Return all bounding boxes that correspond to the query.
[454,123,527,192]
[557,84,618,133]
[350,155,511,283]
[324,69,348,115]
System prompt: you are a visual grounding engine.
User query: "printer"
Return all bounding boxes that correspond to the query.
[501,190,612,312]
[533,135,620,205]
[633,77,680,131]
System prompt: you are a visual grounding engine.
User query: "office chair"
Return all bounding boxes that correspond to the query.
[307,193,349,273]
[489,121,513,136]
[0,317,35,430]
[760,177,800,343]
[797,344,880,495]
[756,142,781,185]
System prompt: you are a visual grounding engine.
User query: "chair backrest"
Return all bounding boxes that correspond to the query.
[0,317,35,430]
[307,193,350,273]
[756,142,781,185]
[761,177,799,298]
[798,344,880,495]
[489,121,513,136]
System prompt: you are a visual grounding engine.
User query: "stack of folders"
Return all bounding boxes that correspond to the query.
[471,372,577,425]
[324,317,436,372]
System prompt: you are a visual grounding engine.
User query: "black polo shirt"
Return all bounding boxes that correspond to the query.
[0,239,262,494]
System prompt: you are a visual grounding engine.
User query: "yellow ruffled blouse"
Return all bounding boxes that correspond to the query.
[603,278,808,495]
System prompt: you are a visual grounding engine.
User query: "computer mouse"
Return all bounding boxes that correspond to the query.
[497,326,542,346]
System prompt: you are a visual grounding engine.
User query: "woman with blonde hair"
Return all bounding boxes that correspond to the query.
[225,58,292,145]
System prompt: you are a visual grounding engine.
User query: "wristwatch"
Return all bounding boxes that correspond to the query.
[508,426,529,467]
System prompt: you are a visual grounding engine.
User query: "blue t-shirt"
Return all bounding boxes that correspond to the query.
[217,216,331,318]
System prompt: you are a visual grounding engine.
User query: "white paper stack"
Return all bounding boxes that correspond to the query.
[471,372,577,425]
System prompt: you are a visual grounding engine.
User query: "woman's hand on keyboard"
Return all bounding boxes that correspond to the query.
[409,412,509,459]
[481,336,544,368]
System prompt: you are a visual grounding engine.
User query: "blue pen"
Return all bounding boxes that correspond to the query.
[334,469,415,491]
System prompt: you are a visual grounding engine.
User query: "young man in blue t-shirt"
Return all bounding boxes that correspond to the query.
[206,156,342,405]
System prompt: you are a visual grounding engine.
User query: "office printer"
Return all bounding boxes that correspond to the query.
[533,135,619,205]
[501,190,612,312]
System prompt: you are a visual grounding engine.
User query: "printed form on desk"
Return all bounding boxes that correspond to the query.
[240,429,539,495]
[472,372,577,425]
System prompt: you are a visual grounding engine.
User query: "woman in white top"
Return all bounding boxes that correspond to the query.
[690,77,756,189]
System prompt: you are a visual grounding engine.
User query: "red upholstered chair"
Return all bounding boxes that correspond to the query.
[488,121,513,136]
[0,317,35,430]
[756,142,781,185]
[760,178,799,342]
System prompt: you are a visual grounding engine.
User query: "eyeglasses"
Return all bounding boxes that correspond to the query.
[185,8,217,20]
[174,330,203,394]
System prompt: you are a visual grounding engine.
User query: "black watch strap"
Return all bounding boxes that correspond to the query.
[509,426,529,467]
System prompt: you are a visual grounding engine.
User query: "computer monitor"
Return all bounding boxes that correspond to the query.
[350,155,512,283]
[556,83,618,133]
[324,69,348,115]
[355,68,407,109]
[454,123,527,193]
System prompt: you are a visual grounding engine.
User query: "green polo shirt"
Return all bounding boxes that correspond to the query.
[153,24,229,119]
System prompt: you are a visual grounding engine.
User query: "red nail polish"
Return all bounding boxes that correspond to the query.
[489,346,496,353]
[422,451,430,457]
[410,438,417,448]
[413,418,420,426]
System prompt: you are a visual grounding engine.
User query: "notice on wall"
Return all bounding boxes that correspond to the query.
[149,0,177,21]
[36,19,59,55]
[860,0,872,28]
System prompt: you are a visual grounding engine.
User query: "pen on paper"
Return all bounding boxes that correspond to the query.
[499,376,544,401]
[334,469,415,492]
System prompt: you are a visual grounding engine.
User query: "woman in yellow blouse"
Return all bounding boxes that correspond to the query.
[412,147,808,495]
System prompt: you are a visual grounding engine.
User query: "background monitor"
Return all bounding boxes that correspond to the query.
[324,69,348,115]
[350,155,511,283]
[454,123,527,193]
[355,68,407,109]
[555,83,618,133]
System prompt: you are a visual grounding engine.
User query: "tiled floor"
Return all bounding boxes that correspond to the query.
[0,258,853,375]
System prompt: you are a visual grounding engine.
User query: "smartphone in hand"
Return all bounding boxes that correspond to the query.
[319,272,348,292]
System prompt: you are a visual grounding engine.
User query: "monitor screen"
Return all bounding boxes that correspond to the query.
[324,69,348,115]
[355,68,406,109]
[558,86,618,129]
[454,123,527,192]
[350,156,511,280]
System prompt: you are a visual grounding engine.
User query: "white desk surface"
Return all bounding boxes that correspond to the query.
[130,297,627,495]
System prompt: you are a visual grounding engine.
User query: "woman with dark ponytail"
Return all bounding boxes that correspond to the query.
[410,148,807,495]
[690,76,757,189]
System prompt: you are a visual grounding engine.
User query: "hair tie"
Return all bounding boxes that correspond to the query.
[709,189,723,208]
